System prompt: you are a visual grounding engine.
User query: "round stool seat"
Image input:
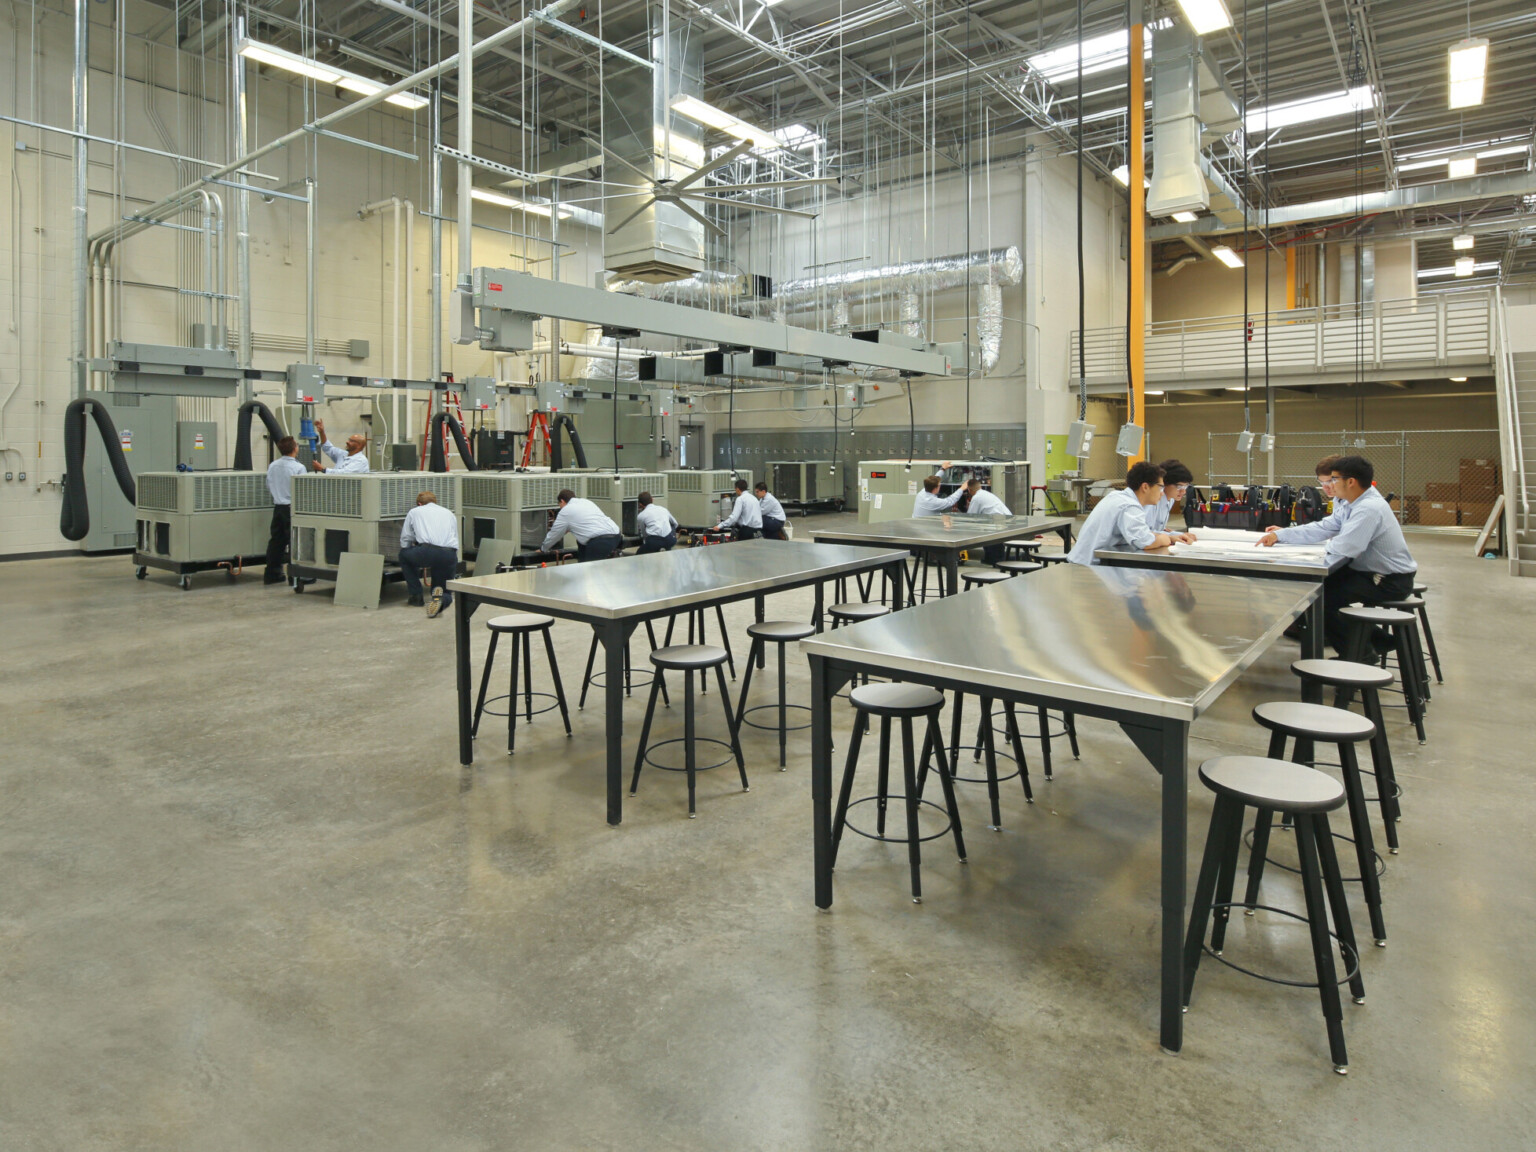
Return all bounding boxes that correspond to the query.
[1035,554,1071,566]
[829,601,891,622]
[1199,756,1346,813]
[995,559,1044,575]
[1380,596,1425,610]
[487,612,555,632]
[747,619,816,642]
[650,644,730,671]
[1291,659,1394,690]
[1253,700,1375,742]
[1006,539,1042,550]
[1338,605,1414,627]
[962,570,1014,586]
[849,682,944,716]
[1412,582,1427,595]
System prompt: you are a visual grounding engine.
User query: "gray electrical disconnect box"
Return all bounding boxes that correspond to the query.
[462,377,497,411]
[285,363,326,405]
[81,393,177,552]
[177,421,218,469]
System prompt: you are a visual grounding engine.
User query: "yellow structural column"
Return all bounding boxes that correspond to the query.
[1128,5,1147,465]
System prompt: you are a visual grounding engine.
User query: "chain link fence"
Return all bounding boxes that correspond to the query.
[1208,429,1502,527]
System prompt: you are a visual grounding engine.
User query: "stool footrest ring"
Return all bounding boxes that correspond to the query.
[740,702,812,733]
[639,736,740,776]
[477,691,561,721]
[842,794,956,845]
[1244,823,1386,881]
[1202,902,1362,989]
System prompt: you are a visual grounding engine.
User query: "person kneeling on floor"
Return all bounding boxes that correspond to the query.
[399,491,460,617]
[635,491,679,554]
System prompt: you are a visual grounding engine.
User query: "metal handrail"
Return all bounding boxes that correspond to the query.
[1494,287,1528,539]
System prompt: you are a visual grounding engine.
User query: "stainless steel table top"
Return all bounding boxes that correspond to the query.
[801,562,1314,721]
[1095,546,1348,579]
[809,514,1075,550]
[447,538,900,620]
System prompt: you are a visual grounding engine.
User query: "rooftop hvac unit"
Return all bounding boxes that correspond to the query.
[856,459,1032,523]
[289,472,461,579]
[662,469,750,529]
[460,472,567,553]
[769,461,843,509]
[583,472,668,536]
[133,470,273,588]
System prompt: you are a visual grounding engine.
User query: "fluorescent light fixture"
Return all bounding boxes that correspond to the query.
[1449,376,1469,382]
[470,187,568,219]
[1448,155,1477,179]
[1212,245,1244,268]
[1453,233,1475,251]
[1026,21,1170,85]
[1398,143,1528,173]
[335,74,428,110]
[1245,86,1372,133]
[1174,0,1232,36]
[1448,37,1489,110]
[669,95,777,150]
[1172,210,1199,223]
[239,40,341,84]
[1112,165,1150,189]
[1226,386,1248,392]
[1417,260,1498,279]
[774,123,826,151]
[1455,256,1476,277]
[1145,389,1166,396]
[653,127,706,167]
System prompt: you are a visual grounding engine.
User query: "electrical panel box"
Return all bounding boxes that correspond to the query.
[537,379,587,415]
[1115,423,1145,458]
[1066,420,1095,459]
[663,469,750,529]
[856,459,1032,524]
[81,393,178,552]
[459,471,566,553]
[462,376,497,412]
[290,472,461,574]
[769,461,841,508]
[285,363,326,405]
[134,470,271,566]
[176,421,218,470]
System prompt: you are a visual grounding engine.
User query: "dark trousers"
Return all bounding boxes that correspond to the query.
[982,542,1006,565]
[265,504,291,577]
[577,533,624,562]
[762,517,786,540]
[735,526,761,541]
[1322,567,1416,652]
[399,544,459,601]
[637,532,676,554]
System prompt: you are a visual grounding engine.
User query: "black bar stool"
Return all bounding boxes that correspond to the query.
[1381,596,1435,701]
[631,644,747,818]
[942,691,1033,828]
[831,684,967,903]
[1409,582,1443,683]
[1183,756,1364,1074]
[471,613,572,755]
[1248,701,1388,946]
[1339,605,1428,744]
[735,620,816,769]
[835,567,900,607]
[1002,538,1043,561]
[910,549,943,602]
[961,569,1014,589]
[1291,659,1403,852]
[662,605,738,687]
[829,601,892,705]
[994,559,1045,577]
[577,620,668,709]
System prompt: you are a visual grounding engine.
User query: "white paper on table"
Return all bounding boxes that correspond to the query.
[1169,537,1327,563]
[1188,526,1271,542]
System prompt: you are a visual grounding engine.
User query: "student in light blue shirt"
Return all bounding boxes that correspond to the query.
[1066,461,1195,565]
[754,481,787,540]
[913,464,966,516]
[1145,460,1193,533]
[263,434,306,583]
[1258,454,1349,546]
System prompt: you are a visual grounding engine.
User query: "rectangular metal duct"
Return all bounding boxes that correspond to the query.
[602,9,706,282]
[1148,24,1241,222]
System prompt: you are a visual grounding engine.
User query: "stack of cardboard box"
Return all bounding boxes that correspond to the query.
[1405,458,1502,526]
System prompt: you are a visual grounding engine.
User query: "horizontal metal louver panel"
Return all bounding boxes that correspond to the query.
[193,472,270,511]
[137,474,180,512]
[292,476,363,517]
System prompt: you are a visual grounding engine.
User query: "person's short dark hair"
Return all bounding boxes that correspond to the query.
[1159,459,1194,486]
[922,475,941,493]
[734,478,748,492]
[557,488,577,503]
[277,435,297,455]
[1332,455,1374,486]
[753,481,767,493]
[637,491,653,506]
[965,476,982,490]
[1314,454,1343,478]
[1126,461,1164,491]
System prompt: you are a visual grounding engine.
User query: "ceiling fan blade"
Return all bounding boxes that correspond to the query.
[594,140,659,186]
[687,194,819,220]
[695,178,841,193]
[606,197,658,237]
[672,197,728,240]
[669,140,755,192]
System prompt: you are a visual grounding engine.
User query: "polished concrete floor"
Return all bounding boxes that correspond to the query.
[1,525,1531,1150]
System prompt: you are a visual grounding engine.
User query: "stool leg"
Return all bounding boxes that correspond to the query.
[1394,629,1427,744]
[900,715,925,903]
[472,630,500,737]
[1003,703,1033,803]
[1242,806,1274,914]
[1209,796,1246,955]
[622,637,632,697]
[714,663,748,791]
[1338,741,1388,945]
[1037,707,1054,780]
[715,604,736,679]
[1183,795,1240,1007]
[522,630,535,721]
[948,692,966,771]
[684,670,698,817]
[1065,711,1081,759]
[875,716,893,837]
[578,630,599,709]
[733,637,761,732]
[979,697,1003,831]
[507,631,521,754]
[1314,813,1366,1005]
[630,673,665,794]
[777,641,789,770]
[1417,603,1443,683]
[1408,621,1431,703]
[664,614,677,646]
[645,620,670,708]
[924,714,967,863]
[830,714,867,868]
[1361,686,1403,831]
[542,627,572,736]
[1295,814,1350,1073]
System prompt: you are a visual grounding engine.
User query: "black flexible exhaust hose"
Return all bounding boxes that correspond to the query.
[428,411,478,472]
[232,401,287,471]
[59,397,137,541]
[549,413,588,471]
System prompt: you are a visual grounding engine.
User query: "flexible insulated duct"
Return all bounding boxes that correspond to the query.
[750,246,1023,318]
[233,401,287,471]
[59,398,136,541]
[549,414,587,472]
[428,412,478,473]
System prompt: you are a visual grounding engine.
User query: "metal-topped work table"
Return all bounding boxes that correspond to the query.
[808,514,1075,597]
[799,562,1319,1055]
[447,539,907,824]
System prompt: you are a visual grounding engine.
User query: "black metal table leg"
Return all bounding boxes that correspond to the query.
[887,557,906,611]
[813,580,826,632]
[1157,718,1189,1054]
[812,655,853,910]
[600,620,636,825]
[456,592,475,765]
[755,594,767,668]
[942,551,960,598]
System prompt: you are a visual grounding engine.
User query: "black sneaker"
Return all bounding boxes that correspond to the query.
[263,572,285,585]
[408,594,425,607]
[1369,627,1395,655]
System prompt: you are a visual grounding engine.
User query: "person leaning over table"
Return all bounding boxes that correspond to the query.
[754,481,787,540]
[715,478,762,540]
[635,490,678,554]
[398,491,460,617]
[912,462,966,516]
[962,477,1012,564]
[263,435,306,585]
[1260,455,1416,654]
[1145,459,1194,533]
[1256,454,1347,547]
[310,420,370,473]
[542,488,624,561]
[1066,461,1195,565]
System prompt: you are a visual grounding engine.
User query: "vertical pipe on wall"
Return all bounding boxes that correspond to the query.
[306,179,317,362]
[71,0,89,399]
[456,0,474,306]
[234,15,252,382]
[430,85,443,387]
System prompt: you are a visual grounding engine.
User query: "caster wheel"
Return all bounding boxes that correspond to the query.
[179,576,192,591]
[135,566,147,580]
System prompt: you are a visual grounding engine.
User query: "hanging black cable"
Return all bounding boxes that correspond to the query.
[1241,0,1251,440]
[1263,0,1274,444]
[1075,0,1087,422]
[1125,0,1135,430]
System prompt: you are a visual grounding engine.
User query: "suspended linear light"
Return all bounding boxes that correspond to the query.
[470,187,569,219]
[1244,86,1373,133]
[1448,37,1489,110]
[1447,155,1478,179]
[1212,245,1244,268]
[1025,21,1171,85]
[1453,233,1475,251]
[1454,256,1476,277]
[1449,376,1469,382]
[335,74,429,111]
[1418,260,1497,279]
[1397,142,1527,173]
[1174,0,1232,36]
[1145,389,1166,396]
[668,95,778,150]
[239,39,427,110]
